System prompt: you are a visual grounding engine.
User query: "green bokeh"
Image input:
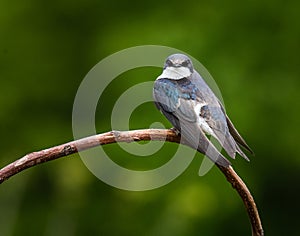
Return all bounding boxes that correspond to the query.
[0,0,299,235]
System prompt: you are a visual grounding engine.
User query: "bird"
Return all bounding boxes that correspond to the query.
[153,53,253,167]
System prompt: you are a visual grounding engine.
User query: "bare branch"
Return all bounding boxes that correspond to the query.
[0,128,263,236]
[217,165,264,236]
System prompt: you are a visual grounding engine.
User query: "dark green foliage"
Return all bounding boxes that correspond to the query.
[0,0,299,235]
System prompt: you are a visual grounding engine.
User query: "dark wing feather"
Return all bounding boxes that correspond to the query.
[153,78,231,167]
[200,105,236,158]
[225,114,254,155]
[202,104,250,161]
[217,102,254,155]
[155,102,231,167]
[178,118,232,167]
[189,72,251,160]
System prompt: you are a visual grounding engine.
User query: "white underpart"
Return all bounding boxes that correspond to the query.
[194,103,216,137]
[157,66,192,80]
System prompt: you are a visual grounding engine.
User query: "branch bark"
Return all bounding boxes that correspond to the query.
[0,128,263,236]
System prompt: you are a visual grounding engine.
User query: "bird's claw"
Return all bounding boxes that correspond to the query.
[170,127,180,136]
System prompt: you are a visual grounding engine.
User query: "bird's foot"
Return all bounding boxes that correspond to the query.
[170,127,180,136]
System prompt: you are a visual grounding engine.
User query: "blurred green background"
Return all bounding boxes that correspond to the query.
[0,0,299,235]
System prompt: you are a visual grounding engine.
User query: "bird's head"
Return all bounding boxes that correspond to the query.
[158,54,194,80]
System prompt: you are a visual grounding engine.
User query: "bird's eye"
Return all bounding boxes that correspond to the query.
[181,60,189,67]
[166,59,172,66]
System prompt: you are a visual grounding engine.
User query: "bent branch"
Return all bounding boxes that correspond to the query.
[0,128,263,236]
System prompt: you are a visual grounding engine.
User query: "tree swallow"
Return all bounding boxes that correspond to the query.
[153,54,253,167]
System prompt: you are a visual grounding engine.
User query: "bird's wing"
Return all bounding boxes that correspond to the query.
[215,101,254,155]
[188,71,252,160]
[199,104,250,161]
[218,105,254,155]
[178,117,232,167]
[225,115,254,154]
[153,78,231,167]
